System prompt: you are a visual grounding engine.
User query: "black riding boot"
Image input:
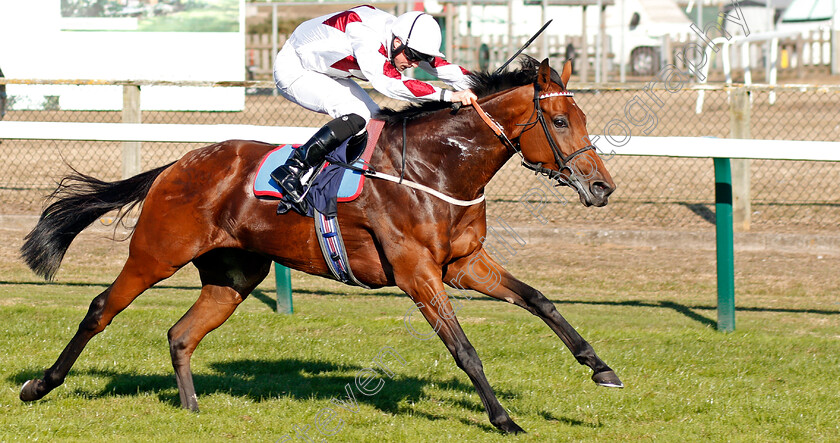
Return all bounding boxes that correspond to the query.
[270,126,340,203]
[345,131,369,162]
[270,114,366,204]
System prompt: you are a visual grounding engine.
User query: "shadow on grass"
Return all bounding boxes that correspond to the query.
[0,282,407,306]
[556,299,717,327]
[539,410,600,428]
[249,287,407,311]
[6,279,836,330]
[11,358,542,431]
[249,288,278,311]
[552,298,840,328]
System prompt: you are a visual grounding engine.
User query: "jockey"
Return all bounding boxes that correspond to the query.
[270,6,477,210]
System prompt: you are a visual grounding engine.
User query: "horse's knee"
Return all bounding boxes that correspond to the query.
[524,291,557,317]
[520,288,570,321]
[167,328,185,352]
[454,344,483,374]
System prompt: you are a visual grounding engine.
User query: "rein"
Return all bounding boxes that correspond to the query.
[470,83,596,183]
[364,170,486,206]
[357,118,486,207]
[400,118,408,184]
[335,159,486,207]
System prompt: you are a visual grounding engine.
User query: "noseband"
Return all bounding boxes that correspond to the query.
[472,81,596,183]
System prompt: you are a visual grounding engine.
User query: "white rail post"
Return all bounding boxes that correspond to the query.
[832,30,840,75]
[271,4,278,96]
[122,85,141,179]
[446,2,455,64]
[741,41,752,87]
[769,37,779,105]
[729,87,751,232]
[580,5,588,82]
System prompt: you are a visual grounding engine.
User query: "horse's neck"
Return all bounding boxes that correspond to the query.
[382,103,514,201]
[443,96,524,193]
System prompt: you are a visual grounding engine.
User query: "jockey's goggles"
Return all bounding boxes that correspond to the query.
[402,47,436,65]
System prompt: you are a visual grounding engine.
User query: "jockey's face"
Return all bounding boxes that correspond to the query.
[392,38,420,72]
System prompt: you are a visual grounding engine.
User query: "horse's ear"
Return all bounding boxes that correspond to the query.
[561,59,573,88]
[537,58,552,91]
[521,54,539,66]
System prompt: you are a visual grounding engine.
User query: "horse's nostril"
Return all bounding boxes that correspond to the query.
[591,181,614,198]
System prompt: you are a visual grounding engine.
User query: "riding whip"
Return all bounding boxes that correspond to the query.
[450,20,553,114]
[494,19,553,74]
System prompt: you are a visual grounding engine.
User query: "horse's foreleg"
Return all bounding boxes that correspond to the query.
[444,250,622,388]
[396,258,524,434]
[20,255,177,402]
[168,251,271,411]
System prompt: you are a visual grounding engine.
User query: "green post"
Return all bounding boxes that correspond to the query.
[274,263,293,314]
[713,158,736,332]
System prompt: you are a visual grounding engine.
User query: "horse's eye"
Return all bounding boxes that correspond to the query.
[553,117,568,129]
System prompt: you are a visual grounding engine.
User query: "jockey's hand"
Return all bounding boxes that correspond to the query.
[451,89,477,106]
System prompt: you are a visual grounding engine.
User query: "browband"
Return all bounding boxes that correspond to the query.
[539,91,574,99]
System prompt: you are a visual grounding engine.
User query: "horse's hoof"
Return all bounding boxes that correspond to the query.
[592,370,624,388]
[20,379,47,402]
[495,418,526,434]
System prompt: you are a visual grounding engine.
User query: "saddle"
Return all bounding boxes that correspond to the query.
[252,119,384,213]
[253,120,384,288]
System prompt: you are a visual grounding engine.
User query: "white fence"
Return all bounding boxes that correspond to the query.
[3,121,839,161]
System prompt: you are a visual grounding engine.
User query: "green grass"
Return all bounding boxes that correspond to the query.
[1,238,838,441]
[137,0,239,32]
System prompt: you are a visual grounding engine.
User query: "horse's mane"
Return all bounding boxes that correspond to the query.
[376,56,561,124]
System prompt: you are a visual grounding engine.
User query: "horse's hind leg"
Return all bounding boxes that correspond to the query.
[167,249,271,411]
[444,250,622,388]
[20,254,180,402]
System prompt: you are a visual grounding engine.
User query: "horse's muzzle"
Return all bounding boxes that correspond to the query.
[585,180,615,207]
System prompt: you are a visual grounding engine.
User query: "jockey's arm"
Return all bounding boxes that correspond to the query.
[417,58,472,90]
[348,23,456,103]
[416,57,478,105]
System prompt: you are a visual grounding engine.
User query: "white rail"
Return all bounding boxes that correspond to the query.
[3,121,839,162]
[609,136,840,161]
[0,121,314,144]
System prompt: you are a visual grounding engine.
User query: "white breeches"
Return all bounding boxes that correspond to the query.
[273,41,380,124]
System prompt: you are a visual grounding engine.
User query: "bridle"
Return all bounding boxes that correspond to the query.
[472,81,596,184]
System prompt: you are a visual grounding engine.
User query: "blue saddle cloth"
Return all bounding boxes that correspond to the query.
[253,141,369,217]
[254,119,383,217]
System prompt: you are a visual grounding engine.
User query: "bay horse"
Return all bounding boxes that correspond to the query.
[19,58,620,434]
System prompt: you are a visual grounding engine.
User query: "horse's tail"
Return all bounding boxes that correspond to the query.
[21,162,176,280]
